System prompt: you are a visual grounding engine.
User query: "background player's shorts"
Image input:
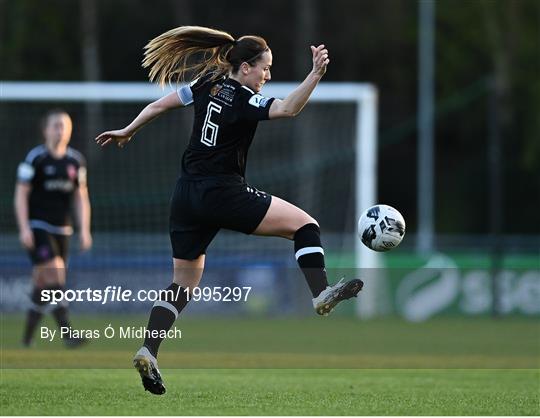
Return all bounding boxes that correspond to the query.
[169,176,272,260]
[28,228,69,264]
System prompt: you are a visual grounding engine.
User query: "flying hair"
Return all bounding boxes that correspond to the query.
[142,26,269,87]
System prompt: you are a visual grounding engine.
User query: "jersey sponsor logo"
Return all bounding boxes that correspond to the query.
[212,85,235,104]
[248,94,270,108]
[44,179,74,192]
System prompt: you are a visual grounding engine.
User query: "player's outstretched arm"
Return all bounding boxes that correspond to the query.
[95,91,183,148]
[268,44,329,119]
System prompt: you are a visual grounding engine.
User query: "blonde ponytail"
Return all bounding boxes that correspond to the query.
[142,26,235,86]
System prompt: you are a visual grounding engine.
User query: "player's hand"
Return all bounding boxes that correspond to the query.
[310,44,329,77]
[95,129,132,148]
[79,230,93,251]
[19,227,34,250]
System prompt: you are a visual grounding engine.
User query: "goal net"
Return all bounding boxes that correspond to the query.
[0,81,378,316]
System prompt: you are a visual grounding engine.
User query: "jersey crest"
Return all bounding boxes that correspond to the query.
[67,164,77,180]
[210,84,222,96]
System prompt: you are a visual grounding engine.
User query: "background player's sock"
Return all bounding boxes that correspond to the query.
[294,223,329,297]
[23,287,47,346]
[42,285,73,331]
[52,303,71,330]
[143,282,189,357]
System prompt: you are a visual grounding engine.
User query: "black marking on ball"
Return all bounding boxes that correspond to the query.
[362,225,377,248]
[384,216,405,237]
[366,206,380,221]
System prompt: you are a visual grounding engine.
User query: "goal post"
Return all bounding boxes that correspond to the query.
[1,80,379,317]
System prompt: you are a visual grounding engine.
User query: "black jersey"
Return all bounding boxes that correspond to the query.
[178,74,275,179]
[17,145,87,234]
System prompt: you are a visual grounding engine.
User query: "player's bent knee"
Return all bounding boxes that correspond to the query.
[304,217,319,228]
[173,256,205,289]
[281,217,318,240]
[35,256,65,286]
[296,216,319,232]
[173,255,205,268]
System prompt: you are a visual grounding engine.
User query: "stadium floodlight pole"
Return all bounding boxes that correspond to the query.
[417,0,435,254]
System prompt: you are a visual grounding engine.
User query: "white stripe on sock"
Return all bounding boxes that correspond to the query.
[295,246,325,260]
[55,299,69,308]
[153,300,179,319]
[30,303,48,314]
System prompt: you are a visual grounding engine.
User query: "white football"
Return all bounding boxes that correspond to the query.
[358,204,406,252]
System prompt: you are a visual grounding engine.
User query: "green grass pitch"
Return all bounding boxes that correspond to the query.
[1,315,539,415]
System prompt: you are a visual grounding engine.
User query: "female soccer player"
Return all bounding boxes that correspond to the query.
[95,26,363,395]
[15,109,92,347]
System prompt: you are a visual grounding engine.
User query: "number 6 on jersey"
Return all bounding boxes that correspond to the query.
[201,102,222,147]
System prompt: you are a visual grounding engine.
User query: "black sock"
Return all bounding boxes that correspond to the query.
[144,283,190,358]
[52,305,71,330]
[23,287,47,345]
[43,285,72,332]
[294,223,329,297]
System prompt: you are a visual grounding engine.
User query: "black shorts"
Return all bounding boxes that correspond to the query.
[169,176,272,260]
[28,228,69,265]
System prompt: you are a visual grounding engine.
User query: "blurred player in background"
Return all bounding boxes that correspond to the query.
[96,26,363,395]
[14,109,92,348]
